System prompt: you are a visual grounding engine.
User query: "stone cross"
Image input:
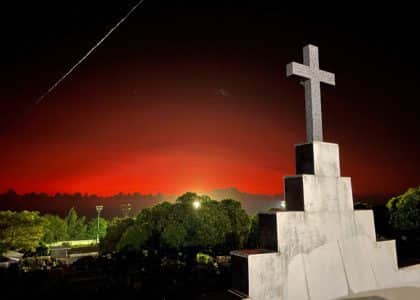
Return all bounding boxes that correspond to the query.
[286,44,335,142]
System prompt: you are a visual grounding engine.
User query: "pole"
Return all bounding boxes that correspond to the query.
[97,209,100,244]
[95,205,104,244]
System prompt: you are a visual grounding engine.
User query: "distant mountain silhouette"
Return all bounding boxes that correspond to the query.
[0,188,282,218]
[201,187,283,214]
[0,188,390,218]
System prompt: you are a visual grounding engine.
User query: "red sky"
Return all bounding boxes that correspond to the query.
[1,2,419,200]
[1,54,418,198]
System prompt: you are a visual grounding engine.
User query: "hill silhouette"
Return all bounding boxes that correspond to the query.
[0,188,283,218]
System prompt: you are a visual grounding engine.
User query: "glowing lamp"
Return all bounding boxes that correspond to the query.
[192,200,201,209]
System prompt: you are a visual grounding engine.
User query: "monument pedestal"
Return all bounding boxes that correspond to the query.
[230,142,420,300]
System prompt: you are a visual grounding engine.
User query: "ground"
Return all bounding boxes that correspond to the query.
[340,286,420,300]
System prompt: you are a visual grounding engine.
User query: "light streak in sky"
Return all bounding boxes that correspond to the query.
[35,0,146,105]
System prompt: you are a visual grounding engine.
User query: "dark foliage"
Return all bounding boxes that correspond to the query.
[0,189,166,218]
[0,250,233,300]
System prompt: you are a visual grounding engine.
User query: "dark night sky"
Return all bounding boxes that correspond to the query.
[1,1,419,201]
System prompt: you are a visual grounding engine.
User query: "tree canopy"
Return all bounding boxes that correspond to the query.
[0,193,253,256]
[101,217,135,253]
[87,217,108,240]
[386,186,420,232]
[66,208,88,240]
[0,207,111,254]
[0,211,46,253]
[42,214,68,244]
[220,199,250,249]
[103,193,251,255]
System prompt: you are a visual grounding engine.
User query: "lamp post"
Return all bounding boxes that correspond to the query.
[96,205,104,244]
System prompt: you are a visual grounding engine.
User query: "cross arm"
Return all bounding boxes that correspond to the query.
[319,70,336,86]
[286,62,311,80]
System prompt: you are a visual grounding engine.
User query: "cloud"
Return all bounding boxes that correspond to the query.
[214,88,231,97]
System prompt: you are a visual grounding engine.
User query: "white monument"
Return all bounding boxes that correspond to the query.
[229,45,420,300]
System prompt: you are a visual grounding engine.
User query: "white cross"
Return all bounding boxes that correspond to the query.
[286,44,335,142]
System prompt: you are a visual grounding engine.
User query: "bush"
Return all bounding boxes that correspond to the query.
[386,187,420,232]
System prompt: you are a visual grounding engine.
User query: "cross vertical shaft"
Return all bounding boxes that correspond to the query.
[286,45,335,142]
[304,78,322,141]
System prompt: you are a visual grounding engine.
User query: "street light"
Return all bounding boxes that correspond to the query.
[280,200,287,210]
[192,200,201,210]
[96,205,104,244]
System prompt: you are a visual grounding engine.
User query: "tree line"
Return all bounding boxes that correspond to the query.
[1,187,419,257]
[100,192,258,255]
[0,190,166,218]
[0,208,107,254]
[0,192,259,256]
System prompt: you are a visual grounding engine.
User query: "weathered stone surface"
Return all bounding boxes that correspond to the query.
[284,176,304,211]
[302,175,353,212]
[285,254,309,300]
[247,252,283,300]
[231,142,420,299]
[398,264,420,284]
[285,175,353,212]
[286,45,335,142]
[273,211,354,254]
[230,249,279,298]
[304,241,349,300]
[259,213,278,251]
[296,142,340,177]
[354,210,377,241]
[339,236,377,293]
[231,252,250,295]
[371,241,399,289]
[230,44,420,300]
